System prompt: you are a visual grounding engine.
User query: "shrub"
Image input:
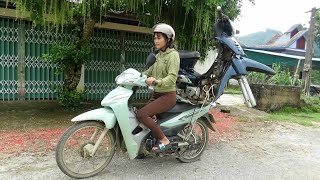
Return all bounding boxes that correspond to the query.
[56,88,85,107]
[271,95,320,113]
[247,63,302,86]
[300,95,320,113]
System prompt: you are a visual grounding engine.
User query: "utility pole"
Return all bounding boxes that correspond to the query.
[302,7,318,96]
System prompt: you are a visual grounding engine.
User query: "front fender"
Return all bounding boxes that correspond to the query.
[71,108,117,129]
[233,57,275,75]
[214,66,237,101]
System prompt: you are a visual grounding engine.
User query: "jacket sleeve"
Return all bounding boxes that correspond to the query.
[143,65,153,77]
[157,52,180,87]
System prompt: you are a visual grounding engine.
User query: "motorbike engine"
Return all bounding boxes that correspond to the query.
[177,86,201,100]
[177,78,214,103]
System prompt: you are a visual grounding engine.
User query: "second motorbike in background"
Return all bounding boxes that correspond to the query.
[160,6,275,107]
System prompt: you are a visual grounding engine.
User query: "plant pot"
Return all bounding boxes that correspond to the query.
[250,84,301,111]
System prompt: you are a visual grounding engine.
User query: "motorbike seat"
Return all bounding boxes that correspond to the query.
[178,50,201,70]
[178,50,201,59]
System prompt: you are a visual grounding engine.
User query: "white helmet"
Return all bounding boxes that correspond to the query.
[153,23,175,41]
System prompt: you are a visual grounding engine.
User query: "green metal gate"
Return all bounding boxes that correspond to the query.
[0,18,18,101]
[24,22,69,100]
[0,17,152,101]
[85,29,122,100]
[85,29,152,100]
[124,31,152,100]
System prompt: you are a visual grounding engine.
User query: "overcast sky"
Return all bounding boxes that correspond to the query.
[233,0,319,36]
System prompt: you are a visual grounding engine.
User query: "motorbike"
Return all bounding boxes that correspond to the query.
[55,6,275,179]
[175,7,275,107]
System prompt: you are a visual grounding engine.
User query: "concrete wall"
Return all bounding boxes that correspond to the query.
[250,84,301,111]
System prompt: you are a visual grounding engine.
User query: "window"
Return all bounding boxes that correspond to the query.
[296,37,305,50]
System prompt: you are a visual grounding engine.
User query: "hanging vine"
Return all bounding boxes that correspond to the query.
[8,0,254,56]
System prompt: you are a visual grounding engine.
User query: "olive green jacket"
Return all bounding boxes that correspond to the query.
[144,48,180,92]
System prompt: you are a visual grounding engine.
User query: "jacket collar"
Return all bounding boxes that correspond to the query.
[159,48,175,55]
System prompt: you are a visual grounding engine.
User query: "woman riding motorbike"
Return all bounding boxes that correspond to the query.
[136,23,180,152]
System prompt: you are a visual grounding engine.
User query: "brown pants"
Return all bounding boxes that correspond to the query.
[136,92,176,140]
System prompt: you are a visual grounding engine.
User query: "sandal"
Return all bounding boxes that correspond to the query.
[152,142,172,153]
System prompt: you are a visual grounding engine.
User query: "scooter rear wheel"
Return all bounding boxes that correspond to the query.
[56,121,115,179]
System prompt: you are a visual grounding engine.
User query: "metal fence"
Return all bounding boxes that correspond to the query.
[0,17,152,101]
[0,17,19,101]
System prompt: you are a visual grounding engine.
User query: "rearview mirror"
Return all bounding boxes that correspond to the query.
[146,53,156,69]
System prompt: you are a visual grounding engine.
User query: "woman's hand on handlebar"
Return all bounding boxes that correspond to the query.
[146,77,156,86]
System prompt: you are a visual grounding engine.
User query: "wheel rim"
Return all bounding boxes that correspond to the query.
[62,125,113,175]
[180,121,207,159]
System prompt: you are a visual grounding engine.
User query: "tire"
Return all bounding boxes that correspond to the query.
[56,121,115,179]
[176,119,209,163]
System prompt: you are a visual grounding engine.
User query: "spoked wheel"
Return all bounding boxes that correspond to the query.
[176,119,208,163]
[56,121,115,179]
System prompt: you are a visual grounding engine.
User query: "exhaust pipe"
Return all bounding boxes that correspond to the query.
[238,76,256,107]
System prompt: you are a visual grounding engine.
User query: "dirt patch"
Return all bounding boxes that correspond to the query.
[0,101,101,130]
[0,109,240,158]
[209,109,240,143]
[219,105,268,119]
[0,128,66,158]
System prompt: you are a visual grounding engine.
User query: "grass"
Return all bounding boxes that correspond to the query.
[224,85,242,94]
[261,96,320,126]
[266,112,320,126]
[0,100,148,131]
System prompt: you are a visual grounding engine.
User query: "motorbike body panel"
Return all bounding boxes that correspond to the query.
[215,36,245,55]
[160,104,211,128]
[71,108,117,129]
[101,86,142,160]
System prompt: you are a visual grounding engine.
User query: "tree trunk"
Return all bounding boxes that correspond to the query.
[63,18,96,91]
[63,64,82,91]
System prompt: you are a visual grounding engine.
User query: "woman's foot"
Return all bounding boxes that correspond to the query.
[152,137,171,151]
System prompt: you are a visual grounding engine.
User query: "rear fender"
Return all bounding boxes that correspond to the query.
[71,108,117,129]
[201,114,216,131]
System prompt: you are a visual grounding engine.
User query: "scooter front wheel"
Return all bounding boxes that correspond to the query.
[56,121,115,179]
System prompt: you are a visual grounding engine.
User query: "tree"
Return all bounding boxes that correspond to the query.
[7,0,253,104]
